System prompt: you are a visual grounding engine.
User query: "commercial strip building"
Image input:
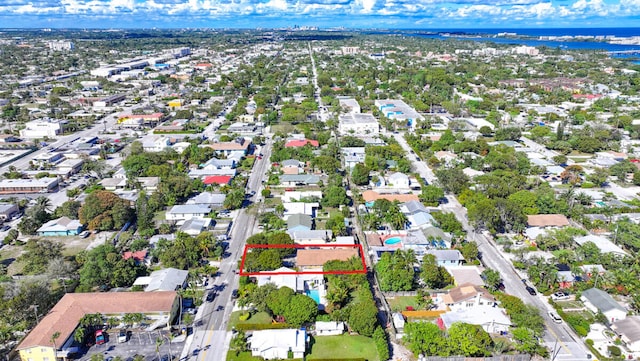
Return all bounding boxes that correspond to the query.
[0,178,58,194]
[17,292,179,361]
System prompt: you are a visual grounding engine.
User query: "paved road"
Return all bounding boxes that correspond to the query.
[1,103,143,174]
[187,139,273,361]
[308,43,328,123]
[395,133,590,361]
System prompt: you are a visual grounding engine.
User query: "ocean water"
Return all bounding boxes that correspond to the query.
[371,28,640,53]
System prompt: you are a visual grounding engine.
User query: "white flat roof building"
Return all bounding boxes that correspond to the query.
[374,99,424,128]
[19,119,62,139]
[338,113,379,136]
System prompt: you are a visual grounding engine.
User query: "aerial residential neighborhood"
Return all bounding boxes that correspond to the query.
[0,27,639,361]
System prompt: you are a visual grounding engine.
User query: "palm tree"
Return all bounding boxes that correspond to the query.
[50,331,60,361]
[34,196,53,213]
[74,327,86,344]
[155,337,163,361]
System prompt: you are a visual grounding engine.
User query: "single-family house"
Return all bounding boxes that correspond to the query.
[575,235,628,257]
[288,230,333,245]
[341,147,366,169]
[206,138,251,156]
[284,139,319,148]
[362,190,419,204]
[281,191,322,203]
[579,264,606,280]
[134,268,189,292]
[387,172,410,189]
[287,214,313,232]
[0,203,19,221]
[447,266,485,287]
[581,288,627,323]
[611,317,640,352]
[424,250,464,268]
[315,321,345,336]
[442,283,497,311]
[100,177,127,191]
[434,151,458,165]
[203,175,233,185]
[400,200,435,229]
[123,250,150,266]
[440,306,511,334]
[36,217,83,236]
[166,204,211,221]
[187,192,226,209]
[296,248,360,271]
[202,158,236,170]
[282,202,319,218]
[281,159,305,175]
[556,264,575,289]
[179,218,211,235]
[250,329,307,360]
[137,177,160,193]
[280,174,320,187]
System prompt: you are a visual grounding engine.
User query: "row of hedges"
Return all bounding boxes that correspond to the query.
[234,322,292,331]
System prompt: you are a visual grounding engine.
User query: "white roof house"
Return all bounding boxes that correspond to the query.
[282,202,319,218]
[387,172,410,189]
[250,329,307,360]
[166,204,211,221]
[138,268,189,292]
[575,235,628,257]
[612,317,640,352]
[315,321,344,336]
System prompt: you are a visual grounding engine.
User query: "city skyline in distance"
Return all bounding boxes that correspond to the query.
[2,0,640,30]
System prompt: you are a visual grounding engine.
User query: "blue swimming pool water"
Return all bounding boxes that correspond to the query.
[306,289,320,304]
[384,237,402,245]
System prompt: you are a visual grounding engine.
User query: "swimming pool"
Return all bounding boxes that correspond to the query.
[384,237,403,246]
[306,289,320,304]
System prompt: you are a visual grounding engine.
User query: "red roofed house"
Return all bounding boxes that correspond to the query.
[204,175,232,185]
[124,249,150,266]
[285,139,319,148]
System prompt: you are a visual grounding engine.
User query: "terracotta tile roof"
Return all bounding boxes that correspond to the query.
[442,283,495,305]
[18,291,177,350]
[366,233,383,247]
[362,190,420,203]
[296,248,359,267]
[123,250,148,261]
[527,214,569,227]
[284,139,319,148]
[206,141,250,151]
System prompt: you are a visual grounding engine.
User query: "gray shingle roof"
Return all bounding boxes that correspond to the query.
[582,288,626,313]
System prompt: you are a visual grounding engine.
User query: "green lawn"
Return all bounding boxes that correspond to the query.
[227,351,302,361]
[386,296,419,312]
[226,351,262,361]
[307,335,379,361]
[228,311,273,330]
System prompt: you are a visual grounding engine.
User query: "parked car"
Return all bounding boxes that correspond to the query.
[95,330,106,345]
[551,291,570,301]
[117,329,128,343]
[548,311,563,323]
[79,231,90,238]
[206,291,215,302]
[231,289,239,299]
[525,286,537,296]
[0,225,10,232]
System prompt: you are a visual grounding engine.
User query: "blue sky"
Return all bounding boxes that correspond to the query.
[1,0,640,29]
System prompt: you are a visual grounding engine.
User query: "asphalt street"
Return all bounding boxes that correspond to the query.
[187,139,272,361]
[395,132,591,361]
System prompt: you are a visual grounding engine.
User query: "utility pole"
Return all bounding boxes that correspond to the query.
[30,305,40,324]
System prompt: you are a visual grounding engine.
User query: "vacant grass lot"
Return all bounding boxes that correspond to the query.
[386,295,419,312]
[307,334,379,361]
[228,311,273,330]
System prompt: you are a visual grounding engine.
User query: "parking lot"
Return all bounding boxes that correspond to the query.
[78,329,185,361]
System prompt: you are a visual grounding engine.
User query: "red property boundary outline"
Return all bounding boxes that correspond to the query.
[239,243,367,276]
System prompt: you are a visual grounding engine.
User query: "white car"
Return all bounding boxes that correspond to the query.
[548,311,563,323]
[551,292,570,301]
